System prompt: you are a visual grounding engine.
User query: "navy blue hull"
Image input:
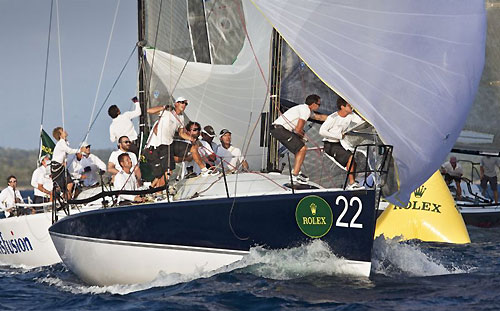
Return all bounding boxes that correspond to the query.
[50,190,376,263]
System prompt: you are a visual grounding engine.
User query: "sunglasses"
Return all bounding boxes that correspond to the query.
[191,128,201,132]
[8,180,16,183]
[178,101,188,105]
[122,141,132,144]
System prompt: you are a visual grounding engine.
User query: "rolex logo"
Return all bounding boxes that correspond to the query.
[414,186,426,198]
[310,203,317,215]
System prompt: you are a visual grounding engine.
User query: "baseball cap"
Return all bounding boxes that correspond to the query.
[219,128,231,138]
[175,96,188,102]
[81,141,91,148]
[202,125,216,137]
[39,154,51,162]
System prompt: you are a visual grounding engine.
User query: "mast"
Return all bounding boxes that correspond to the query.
[266,29,283,172]
[137,0,149,144]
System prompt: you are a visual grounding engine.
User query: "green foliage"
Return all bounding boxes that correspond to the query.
[0,147,113,190]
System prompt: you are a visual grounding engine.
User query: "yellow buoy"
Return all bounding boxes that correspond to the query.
[375,171,470,244]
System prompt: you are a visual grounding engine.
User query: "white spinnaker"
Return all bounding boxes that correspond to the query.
[145,0,271,169]
[252,0,486,204]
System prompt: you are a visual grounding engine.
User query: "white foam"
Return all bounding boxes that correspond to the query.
[36,240,366,295]
[371,235,469,276]
[234,240,366,280]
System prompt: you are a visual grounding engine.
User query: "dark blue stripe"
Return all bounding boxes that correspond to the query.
[50,190,376,262]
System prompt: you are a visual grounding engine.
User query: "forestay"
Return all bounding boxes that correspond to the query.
[251,0,486,204]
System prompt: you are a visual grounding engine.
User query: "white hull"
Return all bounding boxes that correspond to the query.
[0,206,96,268]
[50,231,371,286]
[0,212,59,267]
[51,232,248,286]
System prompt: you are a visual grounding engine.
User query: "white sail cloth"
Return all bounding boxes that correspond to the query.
[252,0,486,204]
[145,0,271,169]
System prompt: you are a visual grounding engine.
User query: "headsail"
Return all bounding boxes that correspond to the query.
[251,0,486,204]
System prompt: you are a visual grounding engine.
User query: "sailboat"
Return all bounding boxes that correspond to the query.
[0,1,120,267]
[48,0,485,286]
[442,2,500,227]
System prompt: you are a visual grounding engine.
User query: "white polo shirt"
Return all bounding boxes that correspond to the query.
[216,145,245,171]
[109,102,141,143]
[108,150,138,172]
[149,111,185,147]
[114,170,139,202]
[31,165,52,198]
[273,104,312,131]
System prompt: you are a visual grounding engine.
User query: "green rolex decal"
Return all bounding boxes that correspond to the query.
[295,195,333,238]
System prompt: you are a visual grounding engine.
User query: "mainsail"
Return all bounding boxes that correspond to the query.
[143,0,270,168]
[252,0,486,204]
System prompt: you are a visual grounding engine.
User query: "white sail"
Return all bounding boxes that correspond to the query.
[251,0,486,204]
[145,0,272,168]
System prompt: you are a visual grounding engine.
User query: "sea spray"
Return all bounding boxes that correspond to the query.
[37,240,368,295]
[371,235,467,276]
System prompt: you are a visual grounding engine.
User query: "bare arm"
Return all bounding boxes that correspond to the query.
[37,184,51,196]
[147,105,166,114]
[134,165,142,181]
[178,128,194,142]
[242,160,249,171]
[107,162,119,175]
[294,119,306,137]
[311,113,328,122]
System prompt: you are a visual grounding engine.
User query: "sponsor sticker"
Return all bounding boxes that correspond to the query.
[295,195,333,238]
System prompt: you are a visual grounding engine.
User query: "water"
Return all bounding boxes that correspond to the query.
[1,227,500,310]
[20,190,34,203]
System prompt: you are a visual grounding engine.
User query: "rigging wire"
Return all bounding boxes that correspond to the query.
[55,0,65,129]
[79,45,137,144]
[144,0,163,107]
[38,0,54,163]
[86,0,121,142]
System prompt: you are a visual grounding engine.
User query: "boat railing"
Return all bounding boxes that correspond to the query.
[1,201,54,218]
[458,176,491,204]
[344,143,393,191]
[457,159,481,183]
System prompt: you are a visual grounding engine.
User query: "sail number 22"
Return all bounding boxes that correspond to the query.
[335,196,363,229]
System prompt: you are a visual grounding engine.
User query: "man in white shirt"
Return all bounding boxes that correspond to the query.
[319,97,365,189]
[31,155,53,203]
[441,156,463,200]
[68,142,107,187]
[271,94,327,184]
[216,129,249,173]
[108,136,141,183]
[147,97,208,187]
[51,127,85,199]
[201,125,218,167]
[108,96,141,155]
[480,156,500,203]
[0,176,23,217]
[114,153,145,204]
